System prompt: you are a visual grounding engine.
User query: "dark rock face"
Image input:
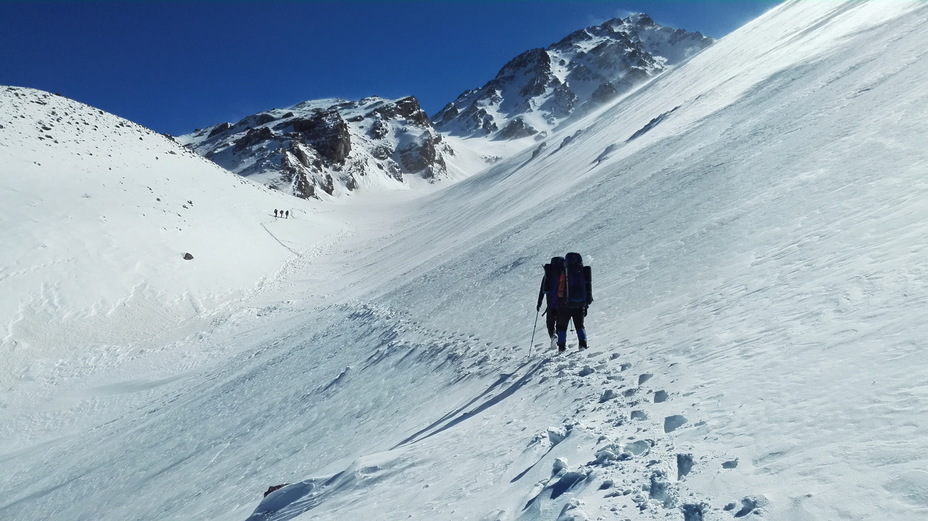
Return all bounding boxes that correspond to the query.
[398,132,446,178]
[241,113,276,127]
[433,13,714,139]
[375,96,431,126]
[179,96,452,200]
[289,111,351,164]
[207,122,232,138]
[233,127,274,151]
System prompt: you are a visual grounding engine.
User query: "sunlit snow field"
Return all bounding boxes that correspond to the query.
[2,1,928,520]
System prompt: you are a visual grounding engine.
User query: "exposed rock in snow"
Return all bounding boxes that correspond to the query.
[433,14,713,140]
[178,96,454,199]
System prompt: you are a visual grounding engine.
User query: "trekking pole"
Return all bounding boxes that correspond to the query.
[529,308,540,357]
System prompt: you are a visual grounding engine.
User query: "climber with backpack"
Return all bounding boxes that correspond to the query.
[555,252,593,352]
[537,256,565,350]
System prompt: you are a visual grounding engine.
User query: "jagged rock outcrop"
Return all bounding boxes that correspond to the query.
[433,13,714,140]
[178,96,453,200]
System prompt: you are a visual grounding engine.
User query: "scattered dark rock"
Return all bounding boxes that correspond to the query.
[183,253,194,260]
[263,483,288,497]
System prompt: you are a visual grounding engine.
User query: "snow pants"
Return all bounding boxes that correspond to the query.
[545,306,557,337]
[556,306,587,348]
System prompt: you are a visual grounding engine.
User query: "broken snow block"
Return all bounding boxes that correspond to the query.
[664,414,688,433]
[681,503,706,521]
[677,453,694,480]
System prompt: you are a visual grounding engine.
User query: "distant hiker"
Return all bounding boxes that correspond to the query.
[274,209,278,218]
[555,252,593,352]
[537,256,565,350]
[285,210,289,219]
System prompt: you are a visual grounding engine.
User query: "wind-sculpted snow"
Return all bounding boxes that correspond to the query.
[3,1,928,521]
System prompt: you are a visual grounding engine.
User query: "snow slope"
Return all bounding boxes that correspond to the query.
[0,86,343,442]
[2,1,928,521]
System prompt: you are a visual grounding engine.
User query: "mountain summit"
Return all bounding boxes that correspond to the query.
[432,14,713,140]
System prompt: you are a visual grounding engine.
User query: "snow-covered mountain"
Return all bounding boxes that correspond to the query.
[3,1,928,521]
[0,85,339,398]
[178,96,455,200]
[432,14,713,140]
[179,14,712,200]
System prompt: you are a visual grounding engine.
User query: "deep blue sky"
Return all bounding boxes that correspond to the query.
[1,1,780,136]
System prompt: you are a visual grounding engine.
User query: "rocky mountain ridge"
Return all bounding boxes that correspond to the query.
[432,14,714,140]
[179,13,713,199]
[178,96,452,199]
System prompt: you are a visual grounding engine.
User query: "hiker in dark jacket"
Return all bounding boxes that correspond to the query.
[537,256,565,350]
[555,252,593,352]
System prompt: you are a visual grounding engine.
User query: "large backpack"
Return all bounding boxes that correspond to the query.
[542,256,565,307]
[563,252,593,308]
